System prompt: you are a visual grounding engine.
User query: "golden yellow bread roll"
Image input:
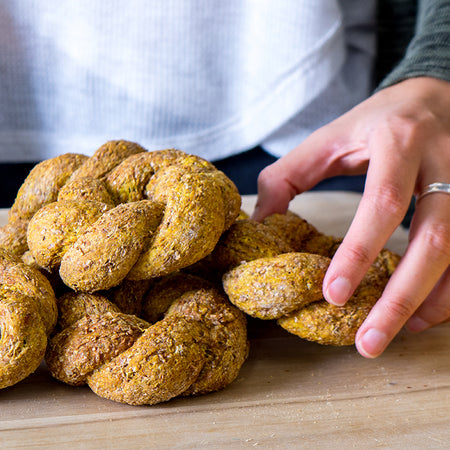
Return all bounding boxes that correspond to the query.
[223,250,400,346]
[0,249,57,389]
[24,143,240,292]
[220,210,401,346]
[46,275,248,405]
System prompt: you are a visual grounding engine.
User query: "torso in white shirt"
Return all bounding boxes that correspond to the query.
[0,0,376,162]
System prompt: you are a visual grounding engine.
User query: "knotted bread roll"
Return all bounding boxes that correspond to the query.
[46,275,248,405]
[21,141,240,292]
[0,249,57,389]
[217,213,400,346]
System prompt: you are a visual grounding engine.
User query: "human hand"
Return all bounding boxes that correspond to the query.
[252,76,450,357]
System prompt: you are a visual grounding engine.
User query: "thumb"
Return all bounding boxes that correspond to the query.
[251,127,344,221]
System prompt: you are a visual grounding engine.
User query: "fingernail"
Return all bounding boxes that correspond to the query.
[406,315,430,333]
[325,276,352,306]
[358,328,388,358]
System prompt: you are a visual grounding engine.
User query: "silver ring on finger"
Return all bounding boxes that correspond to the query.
[416,182,450,202]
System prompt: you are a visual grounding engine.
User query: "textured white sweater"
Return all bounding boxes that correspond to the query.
[0,0,375,162]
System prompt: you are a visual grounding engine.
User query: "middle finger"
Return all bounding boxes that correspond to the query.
[355,190,450,357]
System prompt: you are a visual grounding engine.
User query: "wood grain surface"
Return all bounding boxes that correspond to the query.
[1,193,449,449]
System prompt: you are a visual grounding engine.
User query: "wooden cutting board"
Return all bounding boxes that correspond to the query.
[1,193,449,449]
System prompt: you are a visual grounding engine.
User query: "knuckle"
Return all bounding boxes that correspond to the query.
[421,222,450,259]
[384,294,415,323]
[256,165,273,187]
[364,184,407,222]
[341,242,372,267]
[388,111,436,148]
[257,164,284,190]
[257,163,300,199]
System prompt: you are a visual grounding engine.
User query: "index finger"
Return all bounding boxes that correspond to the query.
[323,129,419,306]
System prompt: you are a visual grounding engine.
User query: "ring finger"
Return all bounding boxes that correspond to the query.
[407,265,450,332]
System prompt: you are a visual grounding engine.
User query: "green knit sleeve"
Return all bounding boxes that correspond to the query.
[378,0,450,89]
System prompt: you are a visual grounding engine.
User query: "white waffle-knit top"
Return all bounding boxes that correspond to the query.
[0,0,375,162]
